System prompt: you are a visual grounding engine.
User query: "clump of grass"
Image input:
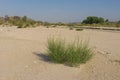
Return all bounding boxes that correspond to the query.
[17,23,24,28]
[65,42,93,66]
[46,26,49,28]
[47,38,66,63]
[69,27,74,30]
[47,38,93,67]
[32,25,36,28]
[75,28,83,31]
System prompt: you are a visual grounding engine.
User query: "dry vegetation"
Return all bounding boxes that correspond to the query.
[0,15,120,28]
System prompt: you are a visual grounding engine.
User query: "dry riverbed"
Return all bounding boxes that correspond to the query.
[0,26,120,80]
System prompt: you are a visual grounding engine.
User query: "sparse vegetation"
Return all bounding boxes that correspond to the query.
[47,38,93,67]
[47,38,66,63]
[0,15,39,28]
[75,28,83,31]
[69,27,74,30]
[0,15,120,28]
[81,16,120,28]
[82,16,105,24]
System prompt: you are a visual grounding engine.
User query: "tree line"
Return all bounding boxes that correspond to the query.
[0,15,120,28]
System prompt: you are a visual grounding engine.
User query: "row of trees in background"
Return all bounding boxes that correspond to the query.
[0,15,120,28]
[82,16,106,24]
[82,16,120,27]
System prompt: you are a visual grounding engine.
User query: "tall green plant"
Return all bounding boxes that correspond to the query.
[47,38,93,67]
[47,38,66,63]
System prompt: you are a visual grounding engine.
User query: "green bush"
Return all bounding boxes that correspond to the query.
[82,16,105,24]
[17,23,24,28]
[75,28,83,31]
[47,38,93,67]
[32,25,36,28]
[47,38,66,63]
[65,42,93,66]
[69,27,74,30]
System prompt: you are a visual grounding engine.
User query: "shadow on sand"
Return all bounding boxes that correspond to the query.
[33,52,73,67]
[33,52,51,63]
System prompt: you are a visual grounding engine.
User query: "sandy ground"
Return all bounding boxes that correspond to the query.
[0,26,120,80]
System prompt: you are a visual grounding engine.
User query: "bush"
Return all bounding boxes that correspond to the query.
[75,28,83,31]
[65,42,93,66]
[69,27,74,30]
[32,25,36,28]
[47,38,66,63]
[47,38,93,67]
[17,23,24,28]
[82,16,105,24]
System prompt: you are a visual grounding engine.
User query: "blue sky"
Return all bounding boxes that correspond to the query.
[0,0,120,22]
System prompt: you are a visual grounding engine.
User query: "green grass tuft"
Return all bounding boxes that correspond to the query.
[75,28,83,31]
[47,38,93,67]
[69,27,74,30]
[47,38,66,63]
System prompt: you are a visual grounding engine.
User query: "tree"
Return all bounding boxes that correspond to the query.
[22,16,27,22]
[105,19,109,22]
[4,15,9,22]
[13,16,21,20]
[82,16,105,24]
[118,20,120,23]
[43,22,51,27]
[98,17,104,24]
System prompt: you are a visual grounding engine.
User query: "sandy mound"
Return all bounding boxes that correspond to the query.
[0,26,120,80]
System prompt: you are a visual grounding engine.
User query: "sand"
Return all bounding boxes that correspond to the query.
[0,26,120,80]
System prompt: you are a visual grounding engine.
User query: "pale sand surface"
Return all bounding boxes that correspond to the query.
[0,26,120,80]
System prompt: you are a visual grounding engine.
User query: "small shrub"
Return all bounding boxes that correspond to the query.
[47,38,66,63]
[52,25,57,28]
[47,38,93,67]
[46,26,49,28]
[32,25,36,28]
[69,27,74,30]
[75,28,83,31]
[65,42,93,66]
[17,23,23,28]
[24,23,30,28]
[116,23,120,28]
